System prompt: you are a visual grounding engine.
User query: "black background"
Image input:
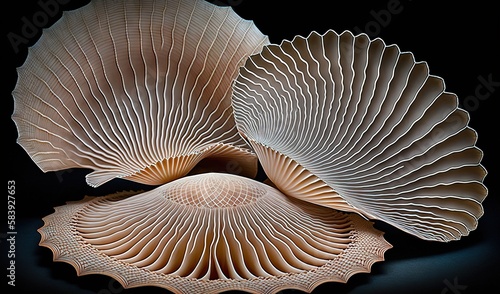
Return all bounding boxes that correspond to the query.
[2,0,499,293]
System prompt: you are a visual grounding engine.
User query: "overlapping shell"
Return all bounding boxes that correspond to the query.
[11,0,489,292]
[12,0,269,187]
[39,173,391,293]
[232,30,488,242]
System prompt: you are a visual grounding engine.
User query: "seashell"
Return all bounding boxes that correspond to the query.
[38,173,392,293]
[12,0,269,187]
[232,30,488,242]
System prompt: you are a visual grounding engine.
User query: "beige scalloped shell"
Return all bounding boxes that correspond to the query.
[12,0,269,187]
[232,30,488,242]
[39,173,391,294]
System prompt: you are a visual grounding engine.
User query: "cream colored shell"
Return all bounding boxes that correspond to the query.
[12,0,269,187]
[39,173,392,294]
[232,30,488,242]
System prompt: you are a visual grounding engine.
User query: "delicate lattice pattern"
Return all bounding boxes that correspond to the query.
[39,173,392,293]
[12,0,269,187]
[164,172,265,207]
[232,30,488,242]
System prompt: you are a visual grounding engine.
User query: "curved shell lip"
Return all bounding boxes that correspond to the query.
[243,137,489,228]
[236,28,473,115]
[36,240,389,294]
[209,1,271,45]
[82,142,260,187]
[39,219,390,294]
[8,0,271,75]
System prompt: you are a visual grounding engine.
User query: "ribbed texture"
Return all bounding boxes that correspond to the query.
[232,30,488,242]
[12,0,269,187]
[39,173,392,293]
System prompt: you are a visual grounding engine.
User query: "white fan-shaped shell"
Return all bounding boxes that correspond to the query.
[38,173,391,294]
[12,0,269,187]
[232,30,487,242]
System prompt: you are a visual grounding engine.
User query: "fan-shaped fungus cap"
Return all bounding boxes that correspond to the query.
[39,173,392,293]
[232,30,488,242]
[12,0,269,187]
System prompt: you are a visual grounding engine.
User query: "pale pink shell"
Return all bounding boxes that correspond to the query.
[232,30,488,242]
[39,173,392,293]
[12,0,269,187]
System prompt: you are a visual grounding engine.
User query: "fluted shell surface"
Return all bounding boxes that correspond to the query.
[232,30,487,242]
[39,173,391,294]
[12,0,269,187]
